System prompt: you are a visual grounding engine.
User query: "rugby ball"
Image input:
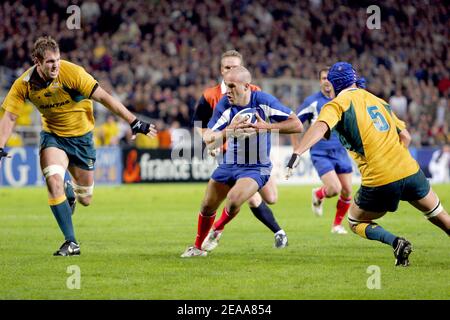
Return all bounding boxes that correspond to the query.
[233,108,257,124]
[231,108,257,139]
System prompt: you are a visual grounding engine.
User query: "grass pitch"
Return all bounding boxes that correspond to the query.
[0,183,449,300]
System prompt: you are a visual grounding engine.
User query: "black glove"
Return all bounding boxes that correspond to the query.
[0,148,8,161]
[130,118,151,136]
[285,153,301,179]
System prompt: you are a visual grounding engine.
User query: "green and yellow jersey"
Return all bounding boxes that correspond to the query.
[318,88,419,187]
[2,60,98,137]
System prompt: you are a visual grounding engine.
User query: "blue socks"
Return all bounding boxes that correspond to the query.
[250,201,281,233]
[364,223,397,247]
[50,199,76,243]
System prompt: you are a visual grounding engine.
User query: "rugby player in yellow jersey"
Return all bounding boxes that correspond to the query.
[0,36,157,256]
[286,62,450,267]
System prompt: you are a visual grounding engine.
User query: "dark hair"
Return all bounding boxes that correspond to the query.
[318,67,330,80]
[31,36,59,63]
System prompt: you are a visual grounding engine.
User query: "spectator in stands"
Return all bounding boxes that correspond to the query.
[100,115,121,146]
[156,120,172,149]
[429,145,450,184]
[389,87,408,120]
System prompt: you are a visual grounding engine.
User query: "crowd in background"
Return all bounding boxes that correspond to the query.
[0,0,448,148]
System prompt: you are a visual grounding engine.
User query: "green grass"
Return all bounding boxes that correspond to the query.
[0,183,449,300]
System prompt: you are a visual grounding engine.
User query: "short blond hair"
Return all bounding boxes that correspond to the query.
[221,50,243,65]
[32,36,59,63]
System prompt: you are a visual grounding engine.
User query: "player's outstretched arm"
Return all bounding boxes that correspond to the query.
[290,132,302,151]
[286,121,329,179]
[0,111,18,160]
[91,86,157,139]
[292,120,328,155]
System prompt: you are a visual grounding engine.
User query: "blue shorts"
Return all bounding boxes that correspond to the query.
[40,131,96,171]
[355,169,430,212]
[311,148,352,177]
[211,164,271,190]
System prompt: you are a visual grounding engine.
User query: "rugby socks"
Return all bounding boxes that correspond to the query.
[65,182,76,212]
[315,186,327,200]
[334,195,352,226]
[49,195,76,243]
[355,223,397,246]
[213,207,239,232]
[194,212,216,249]
[250,201,281,233]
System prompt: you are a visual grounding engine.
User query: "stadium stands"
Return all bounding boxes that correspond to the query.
[0,0,448,146]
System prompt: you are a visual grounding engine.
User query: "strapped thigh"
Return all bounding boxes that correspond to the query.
[423,199,443,219]
[72,181,94,198]
[42,165,66,181]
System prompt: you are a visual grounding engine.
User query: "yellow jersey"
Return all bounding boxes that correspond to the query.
[317,88,419,187]
[2,60,98,137]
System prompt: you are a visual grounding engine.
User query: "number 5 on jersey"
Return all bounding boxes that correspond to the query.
[367,105,389,132]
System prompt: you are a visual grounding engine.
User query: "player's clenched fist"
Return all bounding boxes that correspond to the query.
[0,148,9,162]
[130,118,157,139]
[285,153,301,180]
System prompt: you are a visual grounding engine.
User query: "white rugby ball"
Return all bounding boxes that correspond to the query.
[234,108,256,124]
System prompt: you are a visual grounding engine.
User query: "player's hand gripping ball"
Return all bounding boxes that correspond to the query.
[229,108,257,139]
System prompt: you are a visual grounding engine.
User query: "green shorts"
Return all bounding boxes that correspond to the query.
[40,131,96,171]
[355,169,430,213]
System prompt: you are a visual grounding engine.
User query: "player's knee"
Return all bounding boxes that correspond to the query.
[43,165,65,196]
[227,193,244,211]
[45,175,64,196]
[341,187,352,198]
[78,196,92,206]
[72,182,94,206]
[200,202,216,216]
[326,184,341,197]
[264,196,276,205]
[247,194,261,207]
[227,193,240,206]
[347,215,362,234]
[348,221,358,234]
[262,192,277,205]
[347,217,356,232]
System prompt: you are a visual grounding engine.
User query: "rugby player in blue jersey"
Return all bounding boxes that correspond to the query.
[291,67,353,234]
[181,66,303,257]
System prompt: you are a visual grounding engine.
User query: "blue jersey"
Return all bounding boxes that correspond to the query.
[208,91,292,167]
[296,91,344,153]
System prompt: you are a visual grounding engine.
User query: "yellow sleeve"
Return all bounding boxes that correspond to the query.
[1,78,28,116]
[61,61,98,98]
[317,100,343,131]
[391,111,406,131]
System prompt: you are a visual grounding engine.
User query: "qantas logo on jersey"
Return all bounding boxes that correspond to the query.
[39,100,70,109]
